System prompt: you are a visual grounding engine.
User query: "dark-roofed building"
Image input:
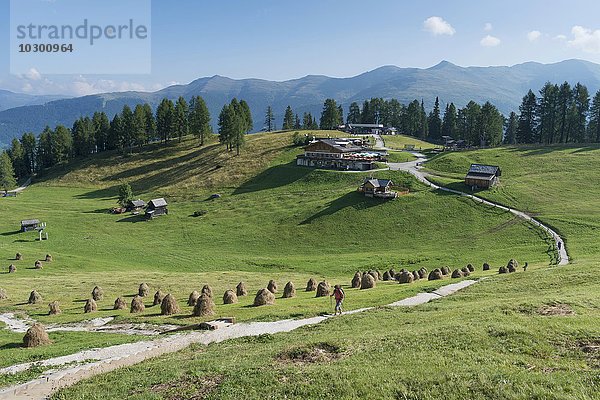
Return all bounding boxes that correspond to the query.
[145,198,168,219]
[465,164,501,189]
[359,178,397,199]
[21,219,40,232]
[296,138,385,171]
[345,123,384,135]
[127,199,146,212]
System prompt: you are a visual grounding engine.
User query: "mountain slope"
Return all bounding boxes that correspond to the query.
[0,89,68,112]
[2,59,600,147]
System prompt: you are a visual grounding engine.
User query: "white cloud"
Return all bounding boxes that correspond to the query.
[555,34,567,41]
[423,16,455,36]
[23,68,42,81]
[484,22,493,32]
[480,35,501,47]
[568,25,600,53]
[527,30,541,42]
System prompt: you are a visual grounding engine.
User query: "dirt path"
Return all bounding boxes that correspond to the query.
[8,178,31,194]
[388,153,569,266]
[0,280,477,400]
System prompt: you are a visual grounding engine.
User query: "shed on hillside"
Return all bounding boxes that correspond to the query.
[21,219,40,232]
[127,199,146,212]
[145,198,168,219]
[359,178,398,199]
[465,164,501,189]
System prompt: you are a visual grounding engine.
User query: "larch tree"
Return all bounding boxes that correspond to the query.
[282,106,295,130]
[188,96,211,146]
[174,96,189,142]
[0,151,16,192]
[264,106,275,132]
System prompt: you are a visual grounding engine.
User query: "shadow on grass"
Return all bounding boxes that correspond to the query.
[299,191,383,225]
[82,209,110,214]
[116,215,146,223]
[0,342,22,350]
[0,230,21,236]
[233,161,312,195]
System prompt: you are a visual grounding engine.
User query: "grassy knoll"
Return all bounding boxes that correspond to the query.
[386,151,417,163]
[53,260,600,400]
[424,145,600,262]
[381,134,440,150]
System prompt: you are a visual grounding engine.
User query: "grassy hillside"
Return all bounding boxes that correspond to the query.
[381,134,440,150]
[0,133,567,390]
[54,259,600,400]
[424,145,600,262]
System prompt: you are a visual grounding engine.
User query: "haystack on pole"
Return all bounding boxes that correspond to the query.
[383,271,392,281]
[23,323,51,347]
[28,290,41,304]
[441,266,450,276]
[267,280,278,294]
[316,281,330,297]
[236,282,248,297]
[498,266,508,274]
[114,297,127,310]
[15,252,23,261]
[187,290,200,306]
[507,259,518,273]
[91,286,104,301]
[138,283,150,297]
[0,288,7,300]
[8,264,16,273]
[361,274,376,289]
[201,285,213,298]
[193,293,215,316]
[34,260,43,269]
[306,278,317,292]
[130,296,145,313]
[45,254,52,262]
[451,269,464,279]
[282,281,296,298]
[368,271,378,282]
[84,298,97,313]
[397,271,414,284]
[160,294,180,315]
[48,301,61,315]
[466,263,475,272]
[153,290,165,306]
[418,268,427,279]
[351,272,361,289]
[428,269,443,281]
[482,263,490,271]
[223,290,238,304]
[412,270,420,281]
[254,288,275,306]
[460,267,471,276]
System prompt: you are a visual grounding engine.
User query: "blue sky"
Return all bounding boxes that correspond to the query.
[1,0,600,96]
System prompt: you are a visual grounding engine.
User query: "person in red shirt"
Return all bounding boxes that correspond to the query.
[331,285,345,316]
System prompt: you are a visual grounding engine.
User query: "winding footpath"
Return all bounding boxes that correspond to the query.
[375,134,569,266]
[0,280,476,400]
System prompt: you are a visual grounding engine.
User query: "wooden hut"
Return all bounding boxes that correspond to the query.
[145,198,168,219]
[21,219,40,232]
[465,164,501,189]
[127,199,146,212]
[359,178,397,199]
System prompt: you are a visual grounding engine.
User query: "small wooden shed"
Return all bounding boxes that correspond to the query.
[465,164,501,189]
[359,178,397,199]
[21,219,40,232]
[127,199,146,212]
[145,198,168,219]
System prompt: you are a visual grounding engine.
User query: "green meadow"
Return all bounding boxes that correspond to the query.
[1,131,595,398]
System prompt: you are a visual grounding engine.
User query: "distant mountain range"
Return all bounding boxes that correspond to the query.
[2,59,600,147]
[0,90,68,113]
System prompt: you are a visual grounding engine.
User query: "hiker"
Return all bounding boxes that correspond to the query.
[331,285,345,316]
[523,262,528,272]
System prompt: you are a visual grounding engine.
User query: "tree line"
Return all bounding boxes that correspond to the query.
[510,82,600,144]
[0,94,257,188]
[276,97,504,146]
